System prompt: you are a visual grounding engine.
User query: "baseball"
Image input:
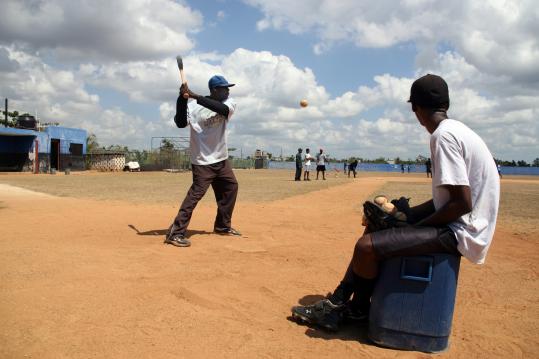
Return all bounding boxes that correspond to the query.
[374,195,388,206]
[382,202,397,215]
[300,99,308,107]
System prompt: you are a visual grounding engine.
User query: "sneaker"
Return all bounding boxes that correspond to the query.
[291,299,343,332]
[214,227,242,236]
[164,234,191,247]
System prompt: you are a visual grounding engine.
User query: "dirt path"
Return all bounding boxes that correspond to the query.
[0,179,537,358]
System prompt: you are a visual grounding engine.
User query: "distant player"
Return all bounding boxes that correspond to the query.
[303,148,314,181]
[316,148,328,180]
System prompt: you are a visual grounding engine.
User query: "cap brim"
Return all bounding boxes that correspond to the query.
[216,83,235,88]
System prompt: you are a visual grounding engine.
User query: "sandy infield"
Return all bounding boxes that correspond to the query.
[0,171,538,358]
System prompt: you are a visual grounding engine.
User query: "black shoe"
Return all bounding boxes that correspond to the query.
[342,302,369,324]
[291,299,343,332]
[214,227,242,236]
[164,234,191,247]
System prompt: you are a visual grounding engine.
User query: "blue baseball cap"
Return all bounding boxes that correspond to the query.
[208,75,235,89]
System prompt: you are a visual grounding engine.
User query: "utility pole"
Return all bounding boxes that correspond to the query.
[4,98,7,127]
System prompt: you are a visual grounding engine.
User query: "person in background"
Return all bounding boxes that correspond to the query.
[304,148,314,181]
[348,159,358,178]
[426,158,432,178]
[316,149,328,180]
[295,148,303,181]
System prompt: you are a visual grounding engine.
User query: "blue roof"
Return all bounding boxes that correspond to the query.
[0,126,87,154]
[0,127,38,136]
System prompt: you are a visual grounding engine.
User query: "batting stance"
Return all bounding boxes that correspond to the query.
[164,75,241,247]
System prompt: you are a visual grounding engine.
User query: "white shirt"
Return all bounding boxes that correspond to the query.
[304,153,313,166]
[187,98,236,165]
[316,153,327,165]
[430,119,500,264]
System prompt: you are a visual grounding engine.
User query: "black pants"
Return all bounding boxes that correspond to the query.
[295,166,302,181]
[170,159,238,236]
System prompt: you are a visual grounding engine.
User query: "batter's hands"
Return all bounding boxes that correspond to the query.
[180,83,199,100]
[180,83,189,99]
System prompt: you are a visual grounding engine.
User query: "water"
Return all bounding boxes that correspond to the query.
[268,161,539,176]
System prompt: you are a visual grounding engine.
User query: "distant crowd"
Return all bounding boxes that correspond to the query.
[294,148,360,181]
[294,149,435,181]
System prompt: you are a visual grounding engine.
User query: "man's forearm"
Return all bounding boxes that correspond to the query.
[409,199,435,223]
[416,199,470,227]
[174,94,188,128]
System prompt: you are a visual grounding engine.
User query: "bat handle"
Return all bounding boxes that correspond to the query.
[179,69,189,99]
[179,69,186,85]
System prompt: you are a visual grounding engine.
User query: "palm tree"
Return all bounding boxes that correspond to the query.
[86,133,99,153]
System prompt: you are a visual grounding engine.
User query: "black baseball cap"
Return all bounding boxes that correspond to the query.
[408,74,450,108]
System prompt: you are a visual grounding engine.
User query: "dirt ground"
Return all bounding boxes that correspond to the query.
[0,171,538,358]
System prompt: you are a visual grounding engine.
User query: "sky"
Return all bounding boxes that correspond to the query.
[0,0,537,162]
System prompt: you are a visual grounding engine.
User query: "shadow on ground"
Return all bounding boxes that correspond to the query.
[127,224,212,237]
[288,293,373,345]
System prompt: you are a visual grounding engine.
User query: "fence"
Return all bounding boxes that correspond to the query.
[86,152,126,171]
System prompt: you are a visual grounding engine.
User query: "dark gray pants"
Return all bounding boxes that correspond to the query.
[170,159,238,236]
[295,166,302,180]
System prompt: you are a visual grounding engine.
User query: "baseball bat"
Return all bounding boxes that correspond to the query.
[176,56,189,99]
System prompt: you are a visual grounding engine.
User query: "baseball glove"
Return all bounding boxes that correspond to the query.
[362,200,408,232]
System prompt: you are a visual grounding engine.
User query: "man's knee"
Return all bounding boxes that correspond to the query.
[354,234,375,255]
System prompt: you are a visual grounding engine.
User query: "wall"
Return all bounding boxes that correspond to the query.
[87,153,126,171]
[45,126,87,154]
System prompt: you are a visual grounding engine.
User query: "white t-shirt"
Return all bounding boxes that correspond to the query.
[430,119,500,264]
[316,153,327,165]
[187,98,236,165]
[304,153,313,166]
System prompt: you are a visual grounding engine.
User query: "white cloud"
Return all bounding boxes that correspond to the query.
[217,10,227,20]
[0,46,170,149]
[245,0,539,84]
[0,0,203,62]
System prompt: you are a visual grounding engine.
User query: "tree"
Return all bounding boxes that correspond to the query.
[416,155,428,164]
[160,138,175,151]
[106,144,128,152]
[1,110,20,127]
[86,133,100,153]
[517,160,529,167]
[533,158,539,167]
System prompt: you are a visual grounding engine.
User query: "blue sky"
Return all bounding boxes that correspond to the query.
[0,0,537,161]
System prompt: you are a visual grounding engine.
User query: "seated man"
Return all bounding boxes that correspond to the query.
[291,74,500,332]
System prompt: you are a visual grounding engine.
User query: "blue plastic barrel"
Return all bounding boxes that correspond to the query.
[368,253,461,353]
